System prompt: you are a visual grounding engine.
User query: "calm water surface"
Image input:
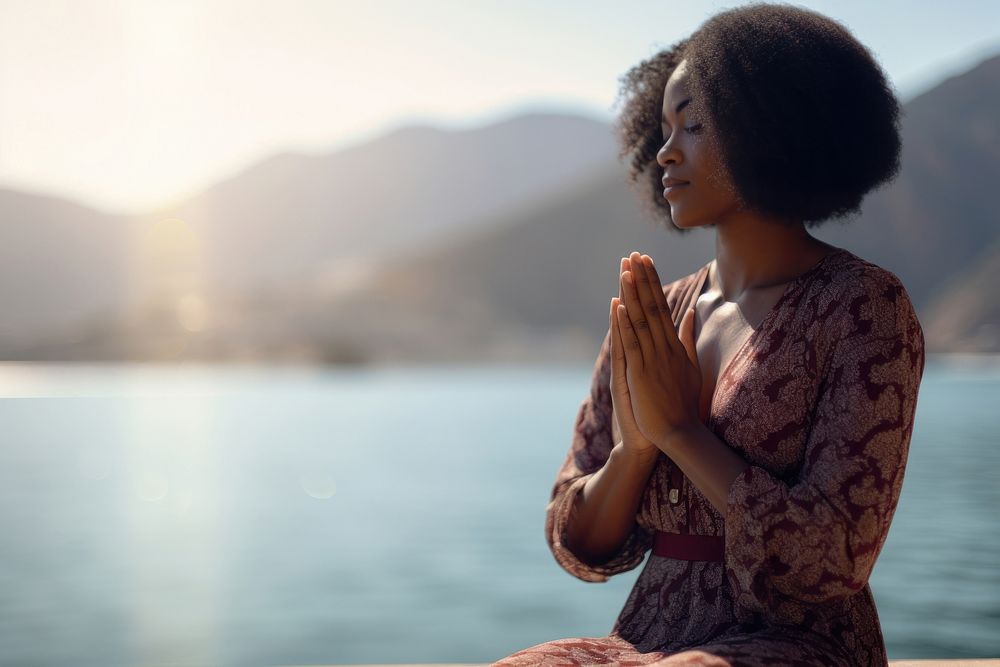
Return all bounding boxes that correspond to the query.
[0,357,997,665]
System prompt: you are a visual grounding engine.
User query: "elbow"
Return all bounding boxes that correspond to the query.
[572,540,619,569]
[545,481,614,583]
[803,566,868,603]
[777,494,884,604]
[549,535,612,583]
[776,547,874,605]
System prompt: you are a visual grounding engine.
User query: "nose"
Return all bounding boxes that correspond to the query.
[656,137,680,169]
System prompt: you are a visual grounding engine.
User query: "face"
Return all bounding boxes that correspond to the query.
[656,59,742,228]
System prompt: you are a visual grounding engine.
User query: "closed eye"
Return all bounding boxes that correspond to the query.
[662,123,703,140]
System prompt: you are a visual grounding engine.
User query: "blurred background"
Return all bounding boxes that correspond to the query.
[0,0,998,665]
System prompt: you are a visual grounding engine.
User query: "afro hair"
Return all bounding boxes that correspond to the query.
[613,2,903,233]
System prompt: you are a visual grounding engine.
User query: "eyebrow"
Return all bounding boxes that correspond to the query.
[661,97,692,123]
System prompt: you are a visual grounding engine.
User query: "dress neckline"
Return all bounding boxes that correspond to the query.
[696,246,848,429]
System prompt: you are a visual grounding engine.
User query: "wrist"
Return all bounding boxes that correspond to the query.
[614,439,660,468]
[654,419,705,455]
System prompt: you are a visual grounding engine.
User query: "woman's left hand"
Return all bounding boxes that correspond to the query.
[615,251,703,450]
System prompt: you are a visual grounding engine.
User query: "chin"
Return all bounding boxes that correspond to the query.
[669,208,698,228]
[671,208,713,230]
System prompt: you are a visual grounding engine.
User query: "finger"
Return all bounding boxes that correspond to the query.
[610,297,632,443]
[618,257,628,303]
[616,302,642,367]
[621,265,653,367]
[641,254,684,355]
[610,297,625,372]
[613,257,627,364]
[629,252,668,357]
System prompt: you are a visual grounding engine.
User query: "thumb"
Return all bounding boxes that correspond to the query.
[679,306,699,370]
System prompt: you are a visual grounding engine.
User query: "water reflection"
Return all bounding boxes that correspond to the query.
[0,357,997,664]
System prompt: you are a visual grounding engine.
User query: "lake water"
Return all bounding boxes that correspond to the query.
[0,357,998,666]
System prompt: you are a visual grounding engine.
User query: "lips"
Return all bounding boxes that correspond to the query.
[663,185,688,200]
[662,177,689,201]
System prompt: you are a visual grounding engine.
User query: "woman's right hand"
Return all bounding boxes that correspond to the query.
[609,257,661,463]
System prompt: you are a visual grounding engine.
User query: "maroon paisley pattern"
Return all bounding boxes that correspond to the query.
[492,247,926,666]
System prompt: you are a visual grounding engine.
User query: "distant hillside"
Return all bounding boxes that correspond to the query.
[810,52,1000,320]
[1,53,998,362]
[133,112,620,298]
[0,188,133,344]
[364,162,714,341]
[920,234,1000,352]
[337,53,1000,358]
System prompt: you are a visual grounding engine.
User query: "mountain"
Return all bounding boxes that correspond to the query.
[1,52,998,362]
[0,187,133,344]
[326,53,1000,360]
[132,112,620,298]
[360,162,714,345]
[919,234,1000,352]
[808,52,1000,316]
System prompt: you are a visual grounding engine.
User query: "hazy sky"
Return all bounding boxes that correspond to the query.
[1,0,998,216]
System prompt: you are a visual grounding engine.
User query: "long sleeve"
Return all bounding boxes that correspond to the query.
[723,270,926,616]
[545,327,655,583]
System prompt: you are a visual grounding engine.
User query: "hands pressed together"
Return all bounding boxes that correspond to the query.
[609,251,704,459]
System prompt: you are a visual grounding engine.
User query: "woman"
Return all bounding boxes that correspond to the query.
[493,3,925,666]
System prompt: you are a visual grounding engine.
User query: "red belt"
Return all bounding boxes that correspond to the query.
[653,531,724,562]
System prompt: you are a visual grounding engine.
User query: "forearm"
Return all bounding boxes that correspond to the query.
[657,422,750,515]
[565,441,659,565]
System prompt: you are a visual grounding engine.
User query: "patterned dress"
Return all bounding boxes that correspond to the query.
[493,246,926,666]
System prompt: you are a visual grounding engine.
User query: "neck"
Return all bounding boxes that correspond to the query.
[711,215,833,300]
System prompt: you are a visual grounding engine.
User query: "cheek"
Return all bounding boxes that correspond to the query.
[700,141,739,199]
[707,166,737,196]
